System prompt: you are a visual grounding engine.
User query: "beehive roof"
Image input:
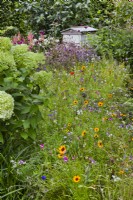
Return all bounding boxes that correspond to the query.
[61,26,97,34]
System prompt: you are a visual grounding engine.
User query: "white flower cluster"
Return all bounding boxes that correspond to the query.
[0,91,14,120]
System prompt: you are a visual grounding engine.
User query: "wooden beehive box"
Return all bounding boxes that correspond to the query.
[61,26,97,45]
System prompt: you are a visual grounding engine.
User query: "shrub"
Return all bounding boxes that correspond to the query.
[0,37,51,143]
[88,27,133,72]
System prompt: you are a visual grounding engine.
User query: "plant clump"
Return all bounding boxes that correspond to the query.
[45,43,98,71]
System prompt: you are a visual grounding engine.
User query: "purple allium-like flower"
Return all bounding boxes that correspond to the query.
[41,175,46,180]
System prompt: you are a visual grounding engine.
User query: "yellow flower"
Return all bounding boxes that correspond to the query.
[68,123,71,127]
[59,145,66,155]
[119,170,125,175]
[108,94,113,98]
[120,113,126,117]
[58,154,63,158]
[94,134,99,138]
[112,113,117,117]
[98,140,103,148]
[73,175,81,183]
[98,102,104,107]
[73,100,78,105]
[102,117,108,121]
[80,87,85,92]
[82,130,86,137]
[94,128,99,132]
[81,66,86,71]
[65,129,69,133]
[84,100,89,105]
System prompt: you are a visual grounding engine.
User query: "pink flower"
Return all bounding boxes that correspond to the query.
[40,144,44,149]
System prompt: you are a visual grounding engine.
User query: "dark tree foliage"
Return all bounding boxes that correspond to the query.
[0,0,116,36]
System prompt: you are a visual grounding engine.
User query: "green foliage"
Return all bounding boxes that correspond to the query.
[0,51,16,72]
[0,37,12,51]
[0,0,116,36]
[88,27,133,70]
[0,26,19,37]
[89,0,115,27]
[32,71,52,89]
[112,0,133,28]
[11,44,45,71]
[0,37,50,143]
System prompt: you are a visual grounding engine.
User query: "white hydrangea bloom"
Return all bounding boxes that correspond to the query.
[0,91,14,120]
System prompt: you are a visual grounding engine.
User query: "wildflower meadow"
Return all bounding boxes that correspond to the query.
[0,0,133,199]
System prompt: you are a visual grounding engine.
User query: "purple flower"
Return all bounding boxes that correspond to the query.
[89,157,96,164]
[41,175,46,180]
[39,31,45,35]
[63,156,68,162]
[40,144,44,149]
[18,160,26,165]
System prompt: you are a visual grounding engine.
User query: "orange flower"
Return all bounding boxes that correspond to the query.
[98,140,103,148]
[94,128,99,132]
[59,145,66,155]
[98,102,104,107]
[73,175,81,183]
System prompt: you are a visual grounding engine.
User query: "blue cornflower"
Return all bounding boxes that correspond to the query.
[41,176,46,180]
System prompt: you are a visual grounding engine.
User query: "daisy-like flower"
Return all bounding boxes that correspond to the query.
[94,128,99,132]
[58,154,63,158]
[102,117,108,121]
[118,170,125,175]
[94,133,99,138]
[108,94,113,98]
[81,66,86,71]
[98,140,103,148]
[73,100,78,105]
[112,113,117,117]
[59,145,66,155]
[84,100,89,105]
[82,130,86,137]
[80,87,85,92]
[68,123,71,127]
[73,175,81,183]
[98,102,104,107]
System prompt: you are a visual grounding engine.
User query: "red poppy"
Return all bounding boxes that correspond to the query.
[70,72,74,75]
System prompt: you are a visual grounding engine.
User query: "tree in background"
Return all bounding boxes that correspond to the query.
[0,0,115,36]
